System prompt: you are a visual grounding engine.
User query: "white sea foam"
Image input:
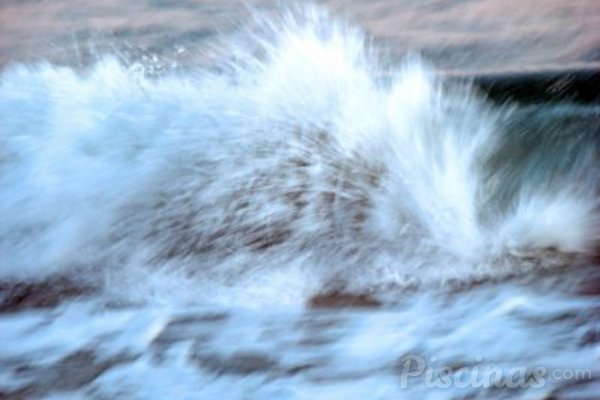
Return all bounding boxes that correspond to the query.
[0,7,598,307]
[0,6,599,399]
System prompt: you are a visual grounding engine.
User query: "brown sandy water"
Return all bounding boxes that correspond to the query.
[0,0,599,74]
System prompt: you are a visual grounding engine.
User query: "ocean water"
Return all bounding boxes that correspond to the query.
[0,6,598,399]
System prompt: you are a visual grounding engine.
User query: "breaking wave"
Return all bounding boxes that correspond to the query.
[0,7,598,306]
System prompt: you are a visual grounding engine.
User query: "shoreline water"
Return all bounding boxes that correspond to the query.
[0,3,598,399]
